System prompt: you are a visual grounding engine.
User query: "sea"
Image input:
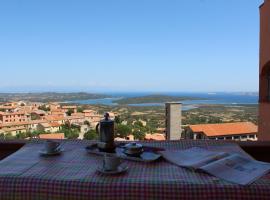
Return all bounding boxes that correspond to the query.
[70,92,258,111]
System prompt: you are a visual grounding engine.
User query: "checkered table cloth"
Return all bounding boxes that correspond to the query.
[0,140,270,200]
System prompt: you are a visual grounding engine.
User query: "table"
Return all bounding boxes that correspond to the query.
[0,140,270,200]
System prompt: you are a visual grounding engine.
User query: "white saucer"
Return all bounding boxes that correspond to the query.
[140,152,161,161]
[39,148,63,156]
[97,166,128,175]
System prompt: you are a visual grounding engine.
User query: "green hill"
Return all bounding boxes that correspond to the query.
[114,95,204,105]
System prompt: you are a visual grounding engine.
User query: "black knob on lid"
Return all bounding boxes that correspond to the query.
[104,112,110,120]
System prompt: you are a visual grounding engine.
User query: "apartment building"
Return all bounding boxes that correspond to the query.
[0,112,30,123]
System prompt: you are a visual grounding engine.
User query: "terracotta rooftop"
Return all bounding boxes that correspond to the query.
[50,109,63,112]
[49,122,61,127]
[0,106,17,109]
[66,116,85,120]
[39,123,51,128]
[39,133,65,139]
[45,115,65,121]
[62,106,77,109]
[31,110,47,115]
[39,122,61,128]
[145,133,166,141]
[50,111,65,115]
[71,113,85,117]
[189,122,258,137]
[0,111,26,116]
[83,110,96,113]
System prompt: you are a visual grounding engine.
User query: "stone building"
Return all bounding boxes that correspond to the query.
[165,102,182,140]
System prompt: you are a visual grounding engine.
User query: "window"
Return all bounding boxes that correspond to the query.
[249,135,255,139]
[234,136,240,140]
[197,133,202,139]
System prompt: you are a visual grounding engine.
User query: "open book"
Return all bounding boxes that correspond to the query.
[160,147,270,185]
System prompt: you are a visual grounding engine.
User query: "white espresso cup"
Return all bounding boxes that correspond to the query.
[45,140,60,153]
[103,154,121,171]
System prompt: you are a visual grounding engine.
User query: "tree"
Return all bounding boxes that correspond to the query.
[84,120,90,126]
[84,130,98,140]
[0,133,5,139]
[63,129,79,139]
[115,116,122,124]
[77,107,84,113]
[133,130,146,140]
[5,133,16,140]
[64,121,71,129]
[38,105,50,112]
[115,124,132,138]
[16,132,28,139]
[71,124,80,129]
[134,120,144,127]
[31,114,40,120]
[31,130,44,137]
[60,125,79,139]
[66,108,74,116]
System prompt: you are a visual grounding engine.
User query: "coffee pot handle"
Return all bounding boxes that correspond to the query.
[96,123,100,134]
[103,158,105,170]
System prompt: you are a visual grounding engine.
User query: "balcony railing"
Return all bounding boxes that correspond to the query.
[1,139,270,162]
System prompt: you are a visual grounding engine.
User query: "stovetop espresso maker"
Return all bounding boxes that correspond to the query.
[96,113,115,152]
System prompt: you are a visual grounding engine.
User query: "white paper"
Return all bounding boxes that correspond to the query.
[200,154,270,185]
[160,147,229,169]
[161,147,270,185]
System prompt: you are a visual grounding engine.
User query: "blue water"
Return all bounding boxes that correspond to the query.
[71,98,121,106]
[70,92,258,111]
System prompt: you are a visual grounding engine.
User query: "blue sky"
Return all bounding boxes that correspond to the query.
[0,0,263,93]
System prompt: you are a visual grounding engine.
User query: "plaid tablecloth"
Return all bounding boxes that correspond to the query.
[0,140,270,200]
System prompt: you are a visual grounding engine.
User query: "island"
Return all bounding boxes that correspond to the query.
[0,92,111,103]
[113,95,205,105]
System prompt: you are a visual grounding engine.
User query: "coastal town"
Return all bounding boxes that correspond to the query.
[0,100,167,141]
[0,99,258,142]
[0,101,104,140]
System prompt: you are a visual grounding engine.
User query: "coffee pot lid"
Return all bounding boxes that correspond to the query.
[100,112,114,123]
[125,142,143,150]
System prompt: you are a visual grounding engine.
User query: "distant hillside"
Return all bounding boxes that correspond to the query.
[114,95,204,105]
[0,92,110,102]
